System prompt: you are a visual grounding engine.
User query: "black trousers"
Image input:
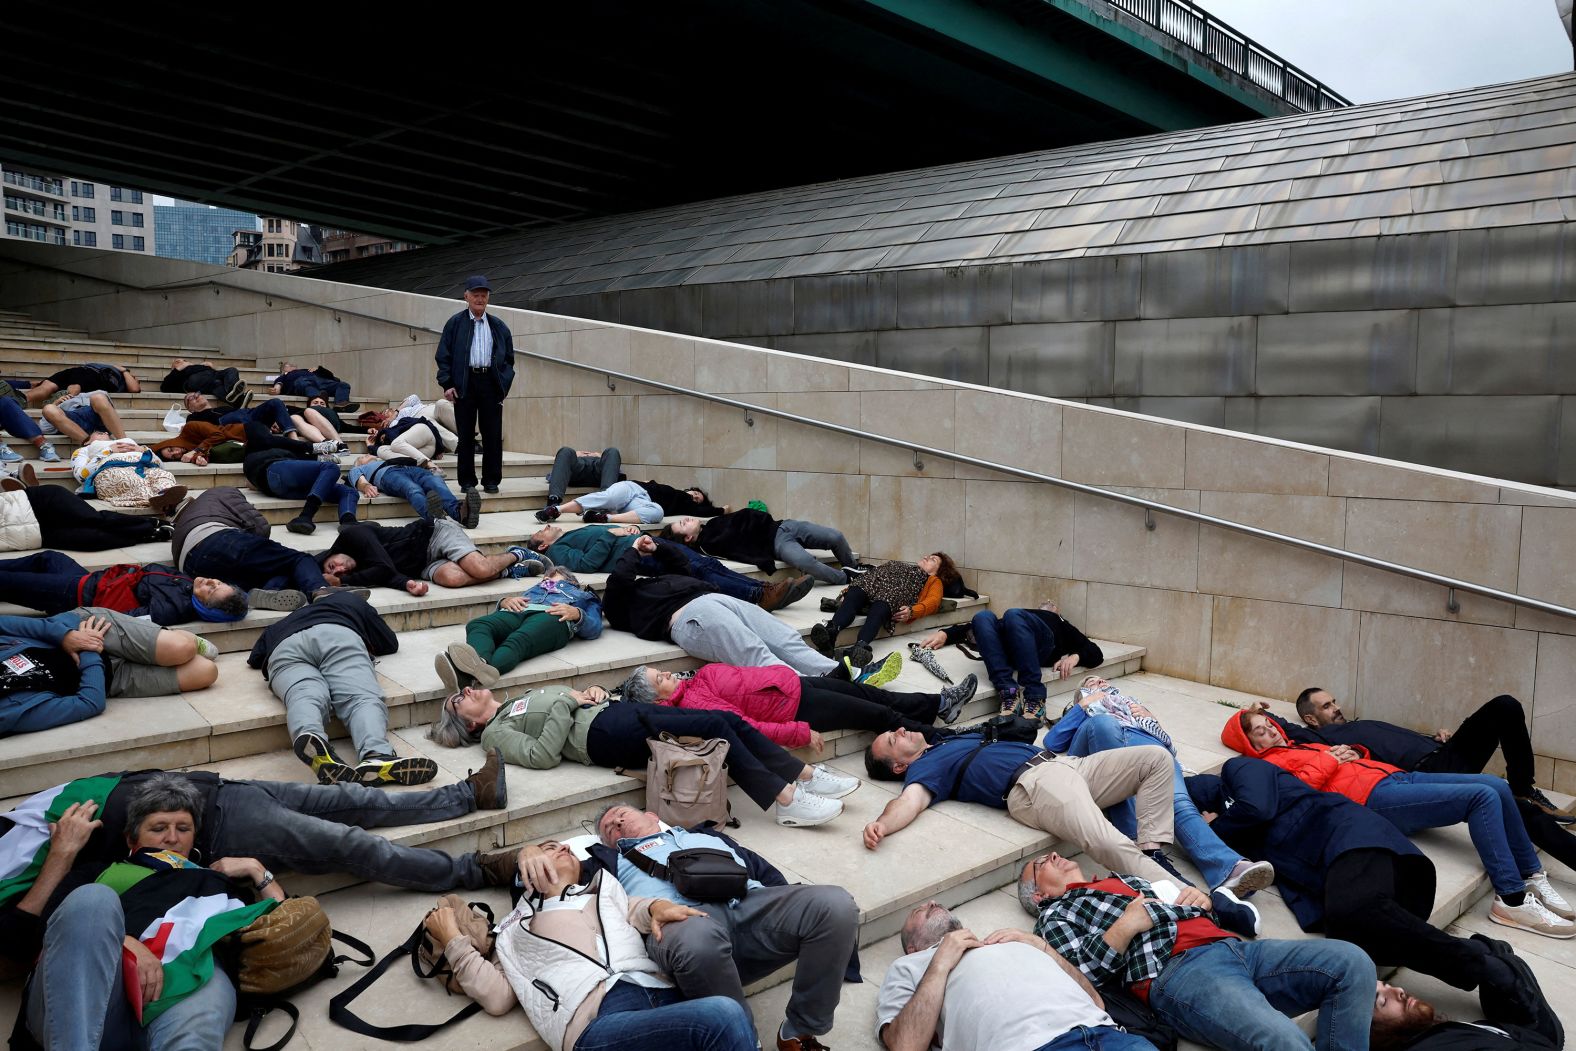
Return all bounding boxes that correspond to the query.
[453,370,504,490]
[1323,848,1487,991]
[585,703,804,811]
[826,587,891,648]
[796,676,939,735]
[28,486,158,550]
[1416,694,1535,795]
[546,446,621,503]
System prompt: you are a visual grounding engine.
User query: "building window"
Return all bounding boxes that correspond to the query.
[72,230,81,246]
[127,190,143,204]
[51,204,65,221]
[78,182,94,198]
[110,187,123,202]
[111,210,125,226]
[81,231,96,247]
[131,212,144,228]
[131,236,145,251]
[112,233,125,250]
[81,207,95,222]
[71,206,79,221]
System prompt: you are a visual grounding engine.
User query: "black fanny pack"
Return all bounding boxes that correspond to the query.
[0,647,81,696]
[622,846,749,903]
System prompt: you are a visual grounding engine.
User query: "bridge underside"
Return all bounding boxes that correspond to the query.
[0,0,1293,244]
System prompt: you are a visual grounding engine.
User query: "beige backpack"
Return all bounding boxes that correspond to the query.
[646,732,734,828]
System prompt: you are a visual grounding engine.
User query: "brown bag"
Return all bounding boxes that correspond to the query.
[236,896,333,996]
[417,894,496,995]
[646,732,733,829]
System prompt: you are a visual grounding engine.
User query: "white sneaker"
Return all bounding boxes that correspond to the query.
[1527,871,1576,920]
[803,764,859,799]
[1491,894,1576,938]
[1220,859,1276,896]
[775,786,843,827]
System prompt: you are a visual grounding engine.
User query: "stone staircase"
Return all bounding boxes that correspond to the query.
[0,306,1568,1051]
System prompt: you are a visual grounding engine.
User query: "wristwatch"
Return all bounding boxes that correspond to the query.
[255,870,275,892]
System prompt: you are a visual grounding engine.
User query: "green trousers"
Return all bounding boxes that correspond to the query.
[465,609,574,674]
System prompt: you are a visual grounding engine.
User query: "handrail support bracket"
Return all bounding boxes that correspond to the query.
[1447,588,1460,614]
[1145,508,1156,531]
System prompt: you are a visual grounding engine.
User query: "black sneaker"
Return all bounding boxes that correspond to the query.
[1210,889,1261,938]
[483,485,500,494]
[293,731,354,785]
[535,505,561,522]
[286,516,316,535]
[846,643,874,669]
[461,487,481,529]
[356,754,439,787]
[842,565,868,580]
[809,622,835,655]
[582,509,608,523]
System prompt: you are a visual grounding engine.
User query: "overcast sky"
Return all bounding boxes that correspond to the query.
[1201,0,1572,104]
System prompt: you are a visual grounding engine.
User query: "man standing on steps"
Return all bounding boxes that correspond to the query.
[435,274,514,497]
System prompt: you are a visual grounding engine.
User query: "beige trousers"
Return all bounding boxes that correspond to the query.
[1006,745,1175,885]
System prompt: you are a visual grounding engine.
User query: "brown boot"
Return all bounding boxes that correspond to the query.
[465,747,507,809]
[758,579,793,611]
[477,847,521,887]
[148,484,188,515]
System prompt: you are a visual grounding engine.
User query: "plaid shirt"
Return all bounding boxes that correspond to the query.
[1033,876,1212,987]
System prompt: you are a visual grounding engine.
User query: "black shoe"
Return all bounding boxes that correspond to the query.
[293,731,354,785]
[535,505,561,522]
[809,622,835,655]
[483,484,500,494]
[1471,933,1554,1033]
[287,516,316,535]
[356,754,439,787]
[425,489,449,521]
[152,523,174,542]
[582,509,608,523]
[1210,889,1261,938]
[461,487,481,529]
[846,643,873,669]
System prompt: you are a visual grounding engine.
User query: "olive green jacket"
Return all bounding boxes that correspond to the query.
[479,685,606,769]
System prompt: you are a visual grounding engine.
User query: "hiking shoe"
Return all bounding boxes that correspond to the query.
[758,579,796,612]
[293,731,354,785]
[1520,788,1576,825]
[310,586,371,603]
[846,643,874,669]
[461,487,481,529]
[477,848,520,888]
[1528,871,1576,919]
[809,622,836,655]
[507,557,545,579]
[147,485,188,515]
[1491,895,1576,938]
[938,674,978,724]
[249,588,308,612]
[1210,888,1261,938]
[775,786,842,827]
[424,489,449,521]
[356,754,439,787]
[582,509,609,523]
[464,747,507,809]
[535,505,561,522]
[803,764,859,799]
[908,643,953,684]
[857,650,902,688]
[192,636,219,660]
[36,443,58,462]
[1220,859,1275,897]
[287,516,316,535]
[446,641,499,687]
[1022,696,1047,722]
[782,575,815,607]
[435,649,473,695]
[997,687,1021,718]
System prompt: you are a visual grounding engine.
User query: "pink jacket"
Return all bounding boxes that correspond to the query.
[663,663,810,748]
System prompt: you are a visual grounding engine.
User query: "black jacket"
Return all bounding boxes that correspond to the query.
[434,309,515,399]
[941,608,1105,670]
[695,508,779,573]
[1395,1021,1559,1050]
[638,480,725,518]
[247,590,397,673]
[78,563,196,626]
[601,544,715,641]
[320,520,434,590]
[240,418,319,493]
[1187,757,1432,931]
[1266,711,1442,770]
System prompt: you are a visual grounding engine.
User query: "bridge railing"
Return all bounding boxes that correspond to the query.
[1106,0,1351,111]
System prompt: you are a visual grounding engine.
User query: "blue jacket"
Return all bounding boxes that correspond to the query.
[511,579,604,640]
[435,308,515,399]
[0,612,107,736]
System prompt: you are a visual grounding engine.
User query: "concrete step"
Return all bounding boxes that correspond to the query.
[0,346,261,375]
[0,335,231,362]
[18,451,550,493]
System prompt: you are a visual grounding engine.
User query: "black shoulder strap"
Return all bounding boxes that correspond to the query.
[328,923,481,1041]
[946,736,992,801]
[620,845,671,882]
[242,930,374,1051]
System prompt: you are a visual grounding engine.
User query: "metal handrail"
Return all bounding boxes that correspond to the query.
[41,268,1576,621]
[1104,0,1351,112]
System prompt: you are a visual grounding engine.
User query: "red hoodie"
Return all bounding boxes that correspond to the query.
[1219,709,1401,805]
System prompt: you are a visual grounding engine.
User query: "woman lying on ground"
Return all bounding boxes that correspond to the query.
[810,552,961,668]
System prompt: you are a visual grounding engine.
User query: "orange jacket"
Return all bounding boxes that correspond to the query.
[1219,709,1400,805]
[910,575,944,620]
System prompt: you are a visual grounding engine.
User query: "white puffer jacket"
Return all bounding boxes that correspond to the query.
[493,873,667,1051]
[0,490,41,551]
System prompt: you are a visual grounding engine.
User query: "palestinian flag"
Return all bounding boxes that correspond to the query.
[112,864,276,1023]
[0,776,120,907]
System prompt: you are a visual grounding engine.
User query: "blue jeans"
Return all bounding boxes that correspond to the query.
[26,883,236,1051]
[208,778,483,890]
[374,465,459,519]
[1365,772,1541,896]
[1037,1025,1159,1051]
[641,545,762,603]
[222,397,294,433]
[774,519,855,585]
[0,550,88,615]
[1148,938,1376,1051]
[184,528,327,593]
[282,374,350,403]
[566,981,755,1051]
[0,396,41,440]
[579,480,663,523]
[263,459,358,519]
[972,608,1057,700]
[1067,716,1246,889]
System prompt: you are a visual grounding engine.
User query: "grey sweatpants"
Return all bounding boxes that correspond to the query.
[669,594,838,676]
[267,623,392,761]
[644,883,859,1038]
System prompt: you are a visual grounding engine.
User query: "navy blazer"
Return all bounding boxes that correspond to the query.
[434,308,515,399]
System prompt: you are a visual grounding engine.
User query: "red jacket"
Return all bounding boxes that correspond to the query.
[663,664,810,748]
[1220,709,1400,805]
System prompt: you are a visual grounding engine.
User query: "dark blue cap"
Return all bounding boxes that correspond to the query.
[464,274,491,292]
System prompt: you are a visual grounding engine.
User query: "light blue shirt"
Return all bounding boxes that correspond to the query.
[612,828,763,908]
[468,311,493,368]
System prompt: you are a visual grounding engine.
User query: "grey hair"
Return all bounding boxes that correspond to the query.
[426,693,482,748]
[1016,867,1042,916]
[901,909,962,955]
[593,802,631,846]
[125,774,205,841]
[545,565,580,588]
[619,665,657,705]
